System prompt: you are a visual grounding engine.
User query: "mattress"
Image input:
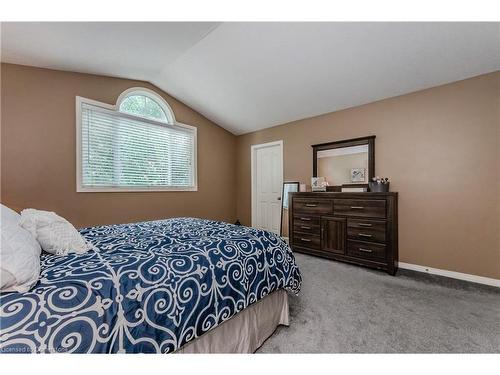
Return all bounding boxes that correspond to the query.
[0,217,301,353]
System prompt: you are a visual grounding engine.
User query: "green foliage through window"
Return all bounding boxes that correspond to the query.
[119,94,169,122]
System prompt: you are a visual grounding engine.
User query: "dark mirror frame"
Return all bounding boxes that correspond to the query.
[312,135,375,191]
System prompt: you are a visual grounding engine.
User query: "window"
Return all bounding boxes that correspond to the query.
[119,92,173,123]
[76,88,197,192]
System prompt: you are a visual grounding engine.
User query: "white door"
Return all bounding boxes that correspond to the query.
[251,141,283,234]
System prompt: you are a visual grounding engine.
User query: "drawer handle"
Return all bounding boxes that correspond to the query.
[301,226,311,230]
[358,223,372,227]
[358,233,372,238]
[305,204,318,207]
[359,247,373,253]
[300,238,312,242]
[350,206,364,209]
[300,217,311,221]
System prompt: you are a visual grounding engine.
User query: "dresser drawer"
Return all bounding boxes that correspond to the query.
[334,199,386,218]
[293,233,321,250]
[347,219,386,242]
[293,215,320,227]
[347,240,386,261]
[293,222,320,235]
[293,199,333,214]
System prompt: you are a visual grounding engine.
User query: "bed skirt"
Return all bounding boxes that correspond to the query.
[176,289,289,353]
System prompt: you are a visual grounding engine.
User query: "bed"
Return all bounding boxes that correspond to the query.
[0,217,301,353]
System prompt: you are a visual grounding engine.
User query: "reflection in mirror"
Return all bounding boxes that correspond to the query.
[317,144,369,186]
[280,182,299,240]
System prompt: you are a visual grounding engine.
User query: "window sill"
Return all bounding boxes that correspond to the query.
[77,186,198,193]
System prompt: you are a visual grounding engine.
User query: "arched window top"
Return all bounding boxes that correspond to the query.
[116,88,175,124]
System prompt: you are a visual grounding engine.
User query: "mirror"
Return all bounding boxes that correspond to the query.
[280,181,299,240]
[312,136,375,190]
[317,144,369,185]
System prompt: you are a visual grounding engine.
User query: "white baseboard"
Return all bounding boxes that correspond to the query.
[398,262,500,288]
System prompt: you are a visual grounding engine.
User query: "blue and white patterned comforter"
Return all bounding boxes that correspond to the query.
[0,218,301,353]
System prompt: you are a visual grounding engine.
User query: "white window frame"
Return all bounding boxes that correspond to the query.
[76,89,197,193]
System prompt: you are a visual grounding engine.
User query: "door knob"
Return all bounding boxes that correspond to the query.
[277,197,281,200]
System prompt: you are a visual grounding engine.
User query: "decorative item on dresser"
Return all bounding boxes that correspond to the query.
[289,192,398,275]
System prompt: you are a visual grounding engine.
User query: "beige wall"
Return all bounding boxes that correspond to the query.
[1,63,237,227]
[236,71,500,279]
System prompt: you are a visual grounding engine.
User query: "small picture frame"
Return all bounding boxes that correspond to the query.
[350,168,366,183]
[311,177,327,192]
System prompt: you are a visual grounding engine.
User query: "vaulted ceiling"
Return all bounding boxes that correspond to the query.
[2,22,499,134]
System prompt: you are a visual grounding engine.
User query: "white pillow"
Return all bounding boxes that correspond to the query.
[1,204,21,225]
[1,204,42,292]
[20,209,93,256]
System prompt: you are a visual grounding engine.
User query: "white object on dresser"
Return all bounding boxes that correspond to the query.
[341,187,368,192]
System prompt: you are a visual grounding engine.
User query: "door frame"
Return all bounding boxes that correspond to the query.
[251,140,284,229]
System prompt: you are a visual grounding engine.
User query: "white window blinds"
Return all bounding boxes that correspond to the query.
[78,101,196,191]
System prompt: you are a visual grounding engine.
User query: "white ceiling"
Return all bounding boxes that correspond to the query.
[2,22,499,135]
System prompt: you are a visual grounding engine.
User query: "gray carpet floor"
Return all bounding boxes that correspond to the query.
[258,253,500,353]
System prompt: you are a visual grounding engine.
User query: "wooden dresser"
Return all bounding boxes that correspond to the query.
[289,192,398,275]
